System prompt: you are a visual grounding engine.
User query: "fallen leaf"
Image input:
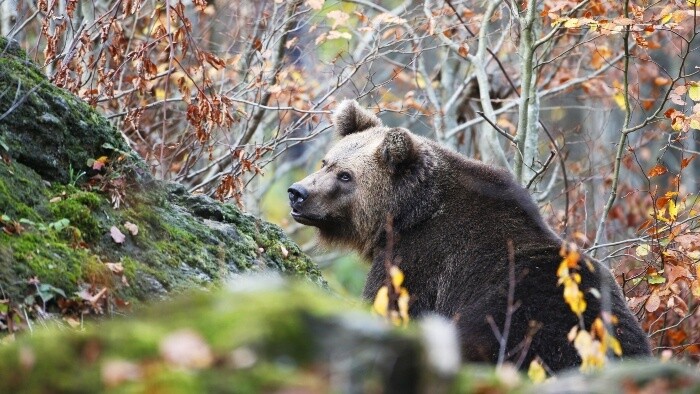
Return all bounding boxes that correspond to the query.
[106,262,124,275]
[123,222,138,236]
[279,244,288,258]
[102,359,142,387]
[91,156,109,171]
[64,317,81,329]
[77,287,108,305]
[110,226,125,244]
[160,329,213,369]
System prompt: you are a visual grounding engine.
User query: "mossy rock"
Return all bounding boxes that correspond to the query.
[0,281,697,394]
[0,37,325,323]
[0,39,129,184]
[0,282,429,393]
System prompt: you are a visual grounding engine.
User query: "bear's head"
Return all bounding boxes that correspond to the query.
[288,100,436,253]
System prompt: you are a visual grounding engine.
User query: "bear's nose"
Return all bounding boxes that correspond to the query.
[288,183,309,205]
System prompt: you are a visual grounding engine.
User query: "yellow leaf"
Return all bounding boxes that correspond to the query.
[416,74,426,89]
[690,119,700,130]
[591,317,604,338]
[390,265,404,292]
[528,359,547,383]
[398,288,410,325]
[373,286,389,317]
[668,199,678,221]
[613,91,626,110]
[636,244,650,257]
[556,261,569,280]
[574,330,605,372]
[591,46,611,69]
[608,336,623,356]
[563,279,587,316]
[563,18,580,28]
[572,272,582,284]
[689,84,700,101]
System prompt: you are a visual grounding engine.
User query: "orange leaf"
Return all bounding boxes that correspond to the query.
[648,164,667,177]
[681,155,696,169]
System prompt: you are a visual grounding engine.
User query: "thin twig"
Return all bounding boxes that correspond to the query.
[475,111,516,144]
[526,150,556,189]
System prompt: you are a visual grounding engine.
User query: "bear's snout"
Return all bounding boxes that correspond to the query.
[287,183,309,206]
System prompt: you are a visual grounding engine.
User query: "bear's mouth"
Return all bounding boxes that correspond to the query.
[290,209,322,226]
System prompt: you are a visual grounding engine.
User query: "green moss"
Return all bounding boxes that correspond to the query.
[0,161,48,221]
[48,192,103,242]
[0,37,130,184]
[2,230,105,295]
[119,256,139,282]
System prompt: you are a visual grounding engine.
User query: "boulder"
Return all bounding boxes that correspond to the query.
[0,37,324,323]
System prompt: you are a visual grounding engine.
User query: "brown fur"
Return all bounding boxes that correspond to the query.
[289,100,651,371]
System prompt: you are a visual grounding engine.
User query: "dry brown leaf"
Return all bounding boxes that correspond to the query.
[646,292,661,313]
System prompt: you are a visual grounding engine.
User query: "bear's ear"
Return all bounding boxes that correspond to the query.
[332,100,382,136]
[380,128,419,171]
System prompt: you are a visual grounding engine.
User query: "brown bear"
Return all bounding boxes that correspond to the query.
[288,100,651,371]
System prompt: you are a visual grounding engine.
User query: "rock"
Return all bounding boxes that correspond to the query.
[0,283,429,393]
[0,37,325,322]
[0,281,696,394]
[533,361,700,394]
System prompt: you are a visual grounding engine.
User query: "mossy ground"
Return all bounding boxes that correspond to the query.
[0,283,696,394]
[0,285,380,393]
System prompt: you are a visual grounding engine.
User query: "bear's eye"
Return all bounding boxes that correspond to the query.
[337,171,352,182]
[320,160,327,168]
